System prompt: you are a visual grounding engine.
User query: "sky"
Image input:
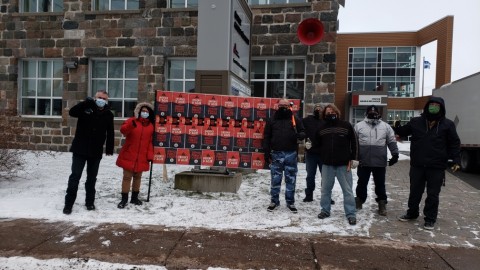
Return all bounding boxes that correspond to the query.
[0,143,410,269]
[338,0,480,95]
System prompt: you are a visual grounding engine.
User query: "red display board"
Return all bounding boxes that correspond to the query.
[153,90,301,169]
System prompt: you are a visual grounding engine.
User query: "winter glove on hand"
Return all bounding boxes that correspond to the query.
[305,140,312,150]
[351,160,359,169]
[451,164,461,172]
[388,154,399,166]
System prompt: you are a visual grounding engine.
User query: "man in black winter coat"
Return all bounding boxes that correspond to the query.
[63,90,114,214]
[395,96,461,230]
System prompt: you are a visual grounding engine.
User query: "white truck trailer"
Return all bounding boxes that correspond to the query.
[432,72,480,172]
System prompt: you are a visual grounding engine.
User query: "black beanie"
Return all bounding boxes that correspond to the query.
[366,105,379,114]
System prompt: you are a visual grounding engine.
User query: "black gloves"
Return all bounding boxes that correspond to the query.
[388,154,399,166]
[84,97,95,114]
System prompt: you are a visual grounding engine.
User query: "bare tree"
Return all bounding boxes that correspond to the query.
[0,110,29,179]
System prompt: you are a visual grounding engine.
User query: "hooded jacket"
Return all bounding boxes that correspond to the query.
[263,109,305,152]
[116,102,155,172]
[395,96,461,169]
[69,98,114,158]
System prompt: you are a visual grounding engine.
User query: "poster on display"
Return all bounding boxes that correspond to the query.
[153,90,301,170]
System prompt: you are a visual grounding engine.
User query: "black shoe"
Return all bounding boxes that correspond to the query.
[267,203,278,212]
[287,204,298,213]
[62,206,72,215]
[355,197,363,210]
[86,205,95,211]
[348,217,357,225]
[331,200,335,205]
[398,213,418,222]
[118,193,128,209]
[130,191,143,206]
[424,222,435,230]
[317,211,330,219]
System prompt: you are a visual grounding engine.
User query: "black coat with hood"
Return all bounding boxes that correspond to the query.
[395,96,461,169]
[263,109,305,153]
[69,98,115,159]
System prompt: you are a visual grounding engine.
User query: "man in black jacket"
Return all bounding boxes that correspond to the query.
[263,99,305,213]
[315,104,358,225]
[63,90,114,214]
[395,96,461,230]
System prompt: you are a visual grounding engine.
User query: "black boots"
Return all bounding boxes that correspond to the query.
[355,197,363,210]
[378,200,387,216]
[130,191,143,206]
[118,193,128,209]
[303,193,313,202]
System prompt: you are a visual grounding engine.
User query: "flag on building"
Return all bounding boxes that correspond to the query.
[423,60,431,69]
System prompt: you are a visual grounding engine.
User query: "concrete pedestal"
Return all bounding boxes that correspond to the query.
[174,172,242,193]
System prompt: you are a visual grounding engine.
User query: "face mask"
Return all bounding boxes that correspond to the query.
[367,112,379,119]
[140,112,149,119]
[278,106,288,112]
[95,98,106,108]
[314,110,320,119]
[428,104,440,114]
[325,114,337,121]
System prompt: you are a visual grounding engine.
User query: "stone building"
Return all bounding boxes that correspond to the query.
[0,0,342,152]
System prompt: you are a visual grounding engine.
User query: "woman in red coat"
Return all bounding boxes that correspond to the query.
[116,102,155,208]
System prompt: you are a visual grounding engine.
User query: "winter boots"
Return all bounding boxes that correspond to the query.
[130,191,143,206]
[355,197,363,210]
[303,192,313,202]
[378,200,387,216]
[118,193,128,209]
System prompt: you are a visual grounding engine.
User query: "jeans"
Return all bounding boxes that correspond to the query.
[356,166,387,203]
[305,152,322,196]
[320,164,356,218]
[270,150,298,206]
[65,153,102,207]
[407,166,444,223]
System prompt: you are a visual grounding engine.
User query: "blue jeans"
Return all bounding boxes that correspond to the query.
[270,151,298,206]
[320,165,356,218]
[65,153,102,207]
[356,166,387,203]
[305,152,322,196]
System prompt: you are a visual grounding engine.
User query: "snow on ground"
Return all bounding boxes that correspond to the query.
[0,142,411,269]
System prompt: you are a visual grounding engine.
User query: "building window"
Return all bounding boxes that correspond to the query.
[387,110,415,127]
[348,47,417,97]
[93,0,139,11]
[91,59,138,118]
[249,0,307,4]
[167,59,197,92]
[19,59,63,116]
[170,0,198,8]
[251,59,305,100]
[21,0,63,12]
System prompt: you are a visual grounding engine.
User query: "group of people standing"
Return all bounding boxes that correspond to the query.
[62,92,461,231]
[262,97,461,230]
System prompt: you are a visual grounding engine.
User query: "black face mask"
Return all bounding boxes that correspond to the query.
[314,110,320,119]
[325,114,337,122]
[276,107,292,119]
[367,112,379,119]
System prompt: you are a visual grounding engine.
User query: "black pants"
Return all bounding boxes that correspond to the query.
[65,153,102,207]
[407,166,444,223]
[356,166,387,203]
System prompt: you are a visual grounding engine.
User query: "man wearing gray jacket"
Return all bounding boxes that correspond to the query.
[354,105,399,216]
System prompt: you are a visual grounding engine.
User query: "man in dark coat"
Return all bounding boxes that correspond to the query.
[63,90,114,214]
[395,96,461,230]
[263,99,305,213]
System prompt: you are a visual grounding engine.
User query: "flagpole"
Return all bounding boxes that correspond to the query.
[421,56,425,97]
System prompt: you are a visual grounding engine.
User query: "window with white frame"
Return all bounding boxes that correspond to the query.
[249,0,307,5]
[19,59,63,116]
[251,59,305,99]
[387,109,415,127]
[167,59,197,92]
[93,0,139,11]
[170,0,198,8]
[21,0,63,12]
[91,59,138,118]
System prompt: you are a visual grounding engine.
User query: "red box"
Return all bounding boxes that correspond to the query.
[189,149,203,166]
[185,124,202,149]
[201,125,217,150]
[233,125,249,152]
[155,123,171,148]
[239,152,252,168]
[251,152,267,170]
[172,92,188,117]
[220,95,238,120]
[156,90,172,117]
[176,148,190,165]
[170,124,186,149]
[253,97,270,121]
[237,97,254,121]
[153,147,166,164]
[204,94,221,119]
[201,150,215,166]
[217,125,234,151]
[165,148,178,164]
[188,93,205,118]
[214,151,227,167]
[250,120,266,152]
[226,151,240,168]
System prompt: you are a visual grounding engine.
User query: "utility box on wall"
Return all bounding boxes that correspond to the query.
[196,0,252,96]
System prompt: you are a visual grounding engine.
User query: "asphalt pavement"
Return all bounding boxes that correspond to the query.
[1,160,479,269]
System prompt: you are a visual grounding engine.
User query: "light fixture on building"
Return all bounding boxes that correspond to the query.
[65,60,78,69]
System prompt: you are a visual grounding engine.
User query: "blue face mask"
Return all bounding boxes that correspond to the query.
[140,112,149,119]
[95,98,107,108]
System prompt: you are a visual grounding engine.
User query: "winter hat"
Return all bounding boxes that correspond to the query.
[314,103,322,110]
[366,105,379,114]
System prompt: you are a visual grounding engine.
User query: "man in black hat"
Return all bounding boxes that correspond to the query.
[354,105,399,216]
[395,97,461,230]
